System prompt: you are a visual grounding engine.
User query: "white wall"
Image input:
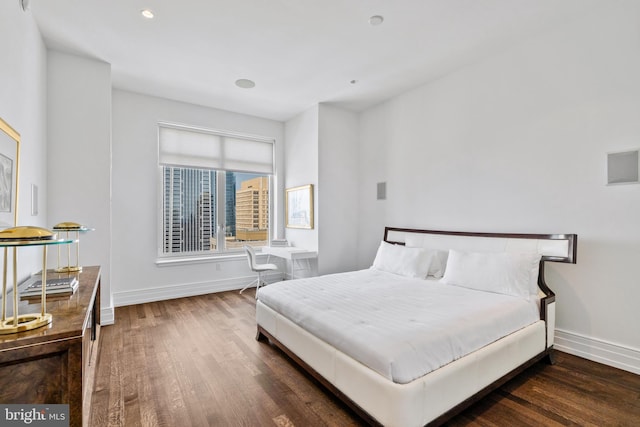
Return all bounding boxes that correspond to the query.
[284,104,360,276]
[357,104,390,268]
[47,51,113,322]
[111,90,284,306]
[284,106,319,255]
[318,104,359,275]
[0,2,49,280]
[357,2,640,373]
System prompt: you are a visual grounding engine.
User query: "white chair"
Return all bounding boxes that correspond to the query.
[239,245,279,296]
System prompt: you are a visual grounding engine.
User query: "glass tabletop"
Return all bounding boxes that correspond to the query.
[0,238,76,247]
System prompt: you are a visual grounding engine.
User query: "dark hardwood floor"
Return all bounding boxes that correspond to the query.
[90,290,640,426]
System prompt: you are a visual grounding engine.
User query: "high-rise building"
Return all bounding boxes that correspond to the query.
[225,172,236,237]
[163,167,216,253]
[235,176,269,241]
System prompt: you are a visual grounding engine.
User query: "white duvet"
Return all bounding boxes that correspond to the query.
[257,269,540,384]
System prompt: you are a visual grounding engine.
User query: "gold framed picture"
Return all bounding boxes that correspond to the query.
[285,184,313,229]
[0,118,20,229]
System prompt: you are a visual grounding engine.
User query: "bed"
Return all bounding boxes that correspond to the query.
[255,227,577,426]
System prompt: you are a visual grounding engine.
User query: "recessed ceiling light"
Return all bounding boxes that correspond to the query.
[141,9,154,19]
[235,79,256,89]
[350,80,357,84]
[369,15,384,26]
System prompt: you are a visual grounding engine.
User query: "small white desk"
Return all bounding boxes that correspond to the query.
[261,246,317,279]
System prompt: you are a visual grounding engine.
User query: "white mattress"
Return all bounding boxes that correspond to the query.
[257,269,540,384]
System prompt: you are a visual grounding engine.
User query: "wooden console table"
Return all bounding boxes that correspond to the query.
[0,265,101,427]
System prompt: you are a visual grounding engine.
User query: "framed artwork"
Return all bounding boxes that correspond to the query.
[285,184,313,229]
[0,117,20,229]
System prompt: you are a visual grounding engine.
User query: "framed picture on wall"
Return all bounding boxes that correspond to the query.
[0,117,20,229]
[285,184,313,229]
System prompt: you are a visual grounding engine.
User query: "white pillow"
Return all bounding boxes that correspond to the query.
[440,250,541,299]
[426,250,448,278]
[404,235,448,278]
[372,241,434,278]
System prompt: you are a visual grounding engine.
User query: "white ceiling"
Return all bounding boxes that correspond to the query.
[30,0,603,122]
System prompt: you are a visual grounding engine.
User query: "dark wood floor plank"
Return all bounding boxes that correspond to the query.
[505,367,636,426]
[90,290,640,426]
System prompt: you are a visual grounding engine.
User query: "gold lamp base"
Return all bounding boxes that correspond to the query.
[0,313,52,335]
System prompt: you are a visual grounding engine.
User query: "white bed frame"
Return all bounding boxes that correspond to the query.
[256,227,577,426]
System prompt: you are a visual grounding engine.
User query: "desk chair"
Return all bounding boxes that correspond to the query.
[239,245,279,297]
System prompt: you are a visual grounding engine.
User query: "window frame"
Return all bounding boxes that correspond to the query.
[156,122,275,262]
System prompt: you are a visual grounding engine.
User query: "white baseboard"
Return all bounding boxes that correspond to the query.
[100,306,115,325]
[554,328,640,375]
[112,272,283,308]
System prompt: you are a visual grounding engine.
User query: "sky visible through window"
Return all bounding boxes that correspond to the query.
[235,172,261,189]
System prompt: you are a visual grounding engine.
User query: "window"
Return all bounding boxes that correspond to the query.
[158,123,274,256]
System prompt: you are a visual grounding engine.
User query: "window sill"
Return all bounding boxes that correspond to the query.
[156,253,244,267]
[155,250,269,267]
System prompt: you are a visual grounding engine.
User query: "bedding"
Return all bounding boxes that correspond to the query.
[257,268,539,384]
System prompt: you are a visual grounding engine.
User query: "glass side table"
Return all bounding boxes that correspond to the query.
[0,226,74,334]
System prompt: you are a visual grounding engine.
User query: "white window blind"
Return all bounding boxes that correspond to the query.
[158,123,274,174]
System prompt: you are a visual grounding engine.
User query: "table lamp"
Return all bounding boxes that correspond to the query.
[0,226,73,334]
[52,222,93,273]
